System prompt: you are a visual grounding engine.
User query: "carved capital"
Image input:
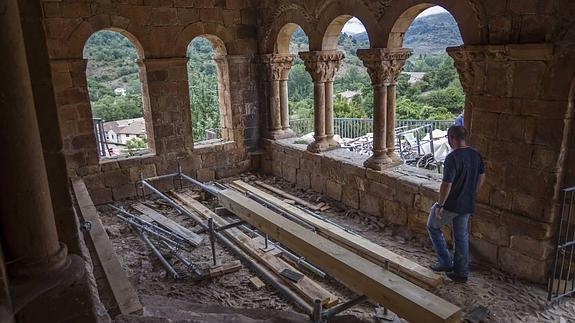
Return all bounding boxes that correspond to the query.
[446,45,486,93]
[357,48,412,85]
[299,50,344,83]
[262,54,295,81]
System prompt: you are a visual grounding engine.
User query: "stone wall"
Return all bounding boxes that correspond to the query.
[42,0,260,201]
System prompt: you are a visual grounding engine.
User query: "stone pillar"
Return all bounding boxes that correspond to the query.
[262,54,295,139]
[299,50,344,153]
[0,0,68,279]
[447,46,482,133]
[358,48,411,170]
[139,57,189,154]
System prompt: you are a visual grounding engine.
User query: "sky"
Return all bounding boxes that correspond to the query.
[341,6,449,34]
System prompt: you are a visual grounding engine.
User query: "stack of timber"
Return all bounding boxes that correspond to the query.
[231,180,442,289]
[216,188,462,323]
[72,178,142,315]
[169,191,339,308]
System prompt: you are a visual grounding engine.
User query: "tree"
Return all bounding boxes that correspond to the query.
[125,137,147,150]
[333,94,367,118]
[91,95,143,121]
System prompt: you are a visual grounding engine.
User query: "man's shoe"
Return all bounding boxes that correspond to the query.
[430,263,453,272]
[446,271,468,283]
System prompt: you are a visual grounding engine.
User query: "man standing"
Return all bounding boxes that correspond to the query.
[427,126,485,283]
[454,109,464,126]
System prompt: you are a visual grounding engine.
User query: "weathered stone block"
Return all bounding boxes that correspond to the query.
[501,212,553,239]
[282,164,297,183]
[499,247,548,283]
[359,192,381,216]
[296,170,311,189]
[469,236,498,265]
[342,186,359,209]
[88,187,113,205]
[326,180,342,201]
[310,173,325,193]
[470,217,509,246]
[112,183,137,201]
[197,168,215,182]
[513,61,546,98]
[383,200,408,226]
[509,235,554,260]
[368,181,395,199]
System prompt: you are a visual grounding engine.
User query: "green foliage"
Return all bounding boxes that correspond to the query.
[415,85,465,114]
[91,95,143,121]
[333,94,367,118]
[187,37,221,141]
[396,97,453,120]
[125,137,147,150]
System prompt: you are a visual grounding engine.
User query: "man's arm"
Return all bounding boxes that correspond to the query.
[476,173,486,193]
[435,181,452,219]
[438,181,452,206]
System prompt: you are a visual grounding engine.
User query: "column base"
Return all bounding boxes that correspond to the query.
[280,128,296,139]
[363,154,394,171]
[8,243,68,280]
[307,138,331,153]
[325,136,340,149]
[267,129,284,140]
[387,151,402,163]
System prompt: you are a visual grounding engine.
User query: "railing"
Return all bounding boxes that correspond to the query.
[290,118,453,138]
[548,186,575,302]
[204,128,222,140]
[93,118,109,157]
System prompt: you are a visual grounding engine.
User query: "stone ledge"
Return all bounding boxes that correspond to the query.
[193,140,236,154]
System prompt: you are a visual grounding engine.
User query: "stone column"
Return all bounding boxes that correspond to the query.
[385,49,412,162]
[299,50,344,153]
[0,0,68,279]
[262,54,295,139]
[447,46,482,132]
[358,48,410,170]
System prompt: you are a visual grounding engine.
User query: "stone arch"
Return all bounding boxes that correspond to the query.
[175,22,233,58]
[67,15,146,59]
[265,9,315,54]
[275,23,309,54]
[382,0,487,48]
[315,1,378,50]
[82,29,154,158]
[185,34,234,143]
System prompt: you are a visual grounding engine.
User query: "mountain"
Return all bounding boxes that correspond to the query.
[351,12,463,54]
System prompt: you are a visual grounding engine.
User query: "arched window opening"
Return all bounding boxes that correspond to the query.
[84,30,150,159]
[391,6,465,171]
[187,36,231,144]
[281,25,312,136]
[331,17,372,140]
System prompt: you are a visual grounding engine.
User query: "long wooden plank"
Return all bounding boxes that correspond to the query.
[131,203,203,247]
[254,181,321,210]
[218,189,461,323]
[169,191,339,307]
[232,180,442,289]
[72,178,142,315]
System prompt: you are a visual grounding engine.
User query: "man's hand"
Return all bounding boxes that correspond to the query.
[435,206,442,221]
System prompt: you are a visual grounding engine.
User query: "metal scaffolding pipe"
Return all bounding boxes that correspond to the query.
[160,241,204,277]
[179,173,221,196]
[108,204,189,244]
[215,232,313,314]
[113,211,188,249]
[245,192,317,231]
[139,179,207,228]
[141,232,180,280]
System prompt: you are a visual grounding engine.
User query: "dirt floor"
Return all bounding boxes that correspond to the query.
[99,171,575,322]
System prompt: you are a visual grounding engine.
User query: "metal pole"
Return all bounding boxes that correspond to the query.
[216,230,313,314]
[113,211,188,249]
[141,232,180,280]
[108,204,189,244]
[312,299,322,323]
[209,218,218,267]
[322,295,368,321]
[161,241,204,277]
[429,125,435,158]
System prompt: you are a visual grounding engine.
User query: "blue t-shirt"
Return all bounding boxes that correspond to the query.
[442,147,485,214]
[454,114,464,126]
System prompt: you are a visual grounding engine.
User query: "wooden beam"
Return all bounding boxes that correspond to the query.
[131,203,203,247]
[169,191,339,308]
[254,181,321,210]
[217,189,461,323]
[231,180,442,289]
[72,179,142,315]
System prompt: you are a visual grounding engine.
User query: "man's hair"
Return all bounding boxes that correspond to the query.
[447,125,467,140]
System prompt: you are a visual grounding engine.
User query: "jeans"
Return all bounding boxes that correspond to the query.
[427,203,470,277]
